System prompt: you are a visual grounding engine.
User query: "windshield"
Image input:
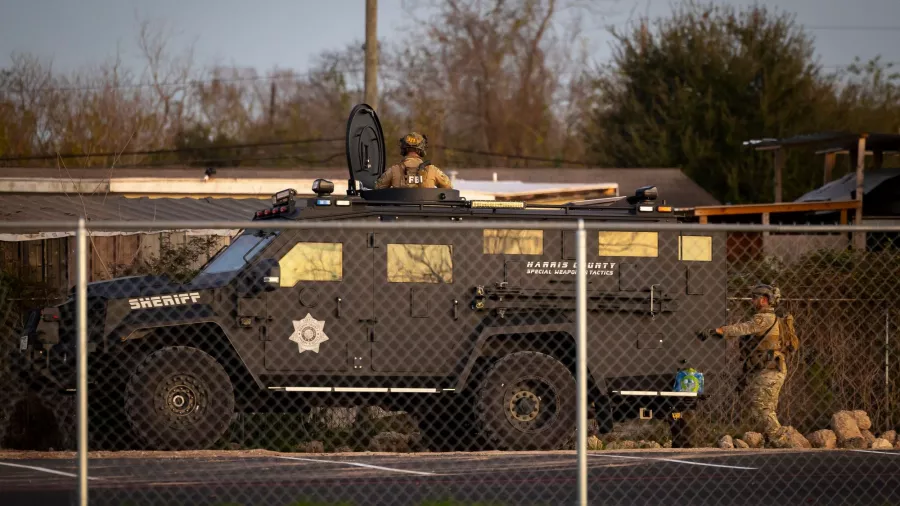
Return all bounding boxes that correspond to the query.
[198,229,279,276]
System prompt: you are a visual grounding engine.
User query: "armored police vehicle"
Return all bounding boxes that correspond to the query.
[18,104,727,451]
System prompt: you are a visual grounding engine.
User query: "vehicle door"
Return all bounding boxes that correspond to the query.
[264,229,373,372]
[591,227,684,377]
[370,229,466,374]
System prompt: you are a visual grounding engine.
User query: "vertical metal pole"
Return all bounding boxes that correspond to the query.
[76,218,88,506]
[364,0,378,110]
[886,306,891,427]
[575,219,588,506]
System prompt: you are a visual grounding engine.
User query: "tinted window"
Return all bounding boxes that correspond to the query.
[387,244,453,283]
[198,230,279,275]
[679,235,712,261]
[598,231,658,257]
[279,242,343,285]
[483,229,543,255]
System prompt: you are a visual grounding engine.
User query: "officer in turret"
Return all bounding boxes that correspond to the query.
[374,132,453,189]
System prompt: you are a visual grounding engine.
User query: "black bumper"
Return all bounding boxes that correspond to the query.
[17,309,95,391]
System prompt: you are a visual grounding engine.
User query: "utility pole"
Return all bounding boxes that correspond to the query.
[364,0,378,110]
[269,81,276,129]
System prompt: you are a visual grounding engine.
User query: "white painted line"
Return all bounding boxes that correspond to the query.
[589,453,757,470]
[851,449,900,456]
[273,455,436,476]
[0,461,101,480]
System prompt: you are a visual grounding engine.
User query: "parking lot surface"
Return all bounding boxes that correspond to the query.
[2,448,899,505]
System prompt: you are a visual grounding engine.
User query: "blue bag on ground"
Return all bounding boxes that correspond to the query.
[674,368,704,394]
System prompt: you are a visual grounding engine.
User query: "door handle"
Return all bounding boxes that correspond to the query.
[358,319,377,342]
[453,299,459,320]
[336,297,342,318]
[650,284,660,318]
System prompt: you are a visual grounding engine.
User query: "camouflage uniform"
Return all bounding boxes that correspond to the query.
[720,306,787,440]
[374,131,453,190]
[374,155,453,189]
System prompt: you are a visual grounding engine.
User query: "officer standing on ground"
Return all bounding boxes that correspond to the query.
[374,132,453,189]
[702,284,789,445]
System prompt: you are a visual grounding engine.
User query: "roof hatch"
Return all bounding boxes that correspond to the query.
[345,103,386,194]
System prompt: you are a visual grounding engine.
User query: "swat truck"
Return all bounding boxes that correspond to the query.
[18,104,727,451]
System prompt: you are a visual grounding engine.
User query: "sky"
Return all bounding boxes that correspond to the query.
[0,0,899,77]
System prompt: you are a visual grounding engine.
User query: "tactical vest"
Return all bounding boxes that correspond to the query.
[403,161,428,187]
[741,312,786,373]
[386,157,440,188]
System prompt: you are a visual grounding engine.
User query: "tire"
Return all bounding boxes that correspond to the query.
[125,346,234,450]
[475,351,577,451]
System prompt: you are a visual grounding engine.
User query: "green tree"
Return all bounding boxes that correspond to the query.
[835,56,900,135]
[583,1,838,204]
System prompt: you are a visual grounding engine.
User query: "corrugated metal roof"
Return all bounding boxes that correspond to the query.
[451,179,616,193]
[0,194,268,223]
[3,166,720,207]
[0,195,268,240]
[745,131,900,153]
[795,167,900,202]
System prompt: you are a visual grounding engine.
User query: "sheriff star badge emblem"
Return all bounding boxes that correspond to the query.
[289,313,329,353]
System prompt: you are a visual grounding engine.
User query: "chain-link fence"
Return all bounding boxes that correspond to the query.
[2,218,900,506]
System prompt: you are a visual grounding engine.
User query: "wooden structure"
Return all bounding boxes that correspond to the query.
[744,131,900,250]
[682,200,860,225]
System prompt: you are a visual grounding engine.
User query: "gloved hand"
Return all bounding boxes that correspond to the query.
[697,329,720,341]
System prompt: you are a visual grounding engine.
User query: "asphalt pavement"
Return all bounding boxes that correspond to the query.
[2,448,899,506]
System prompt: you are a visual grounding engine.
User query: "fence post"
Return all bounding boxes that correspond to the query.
[575,218,588,506]
[76,218,88,506]
[886,305,891,429]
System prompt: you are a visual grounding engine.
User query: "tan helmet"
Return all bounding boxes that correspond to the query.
[400,132,427,156]
[751,284,780,305]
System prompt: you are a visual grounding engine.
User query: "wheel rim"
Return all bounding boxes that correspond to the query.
[156,374,207,427]
[503,378,559,433]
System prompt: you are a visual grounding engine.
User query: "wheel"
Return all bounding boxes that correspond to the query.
[475,351,577,450]
[125,346,234,450]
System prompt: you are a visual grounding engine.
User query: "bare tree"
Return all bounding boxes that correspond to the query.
[137,18,196,146]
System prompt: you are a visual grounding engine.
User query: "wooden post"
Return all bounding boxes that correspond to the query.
[824,152,836,185]
[840,208,849,249]
[853,135,867,251]
[774,149,785,203]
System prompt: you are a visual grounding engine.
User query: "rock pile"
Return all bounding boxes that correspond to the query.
[710,410,899,451]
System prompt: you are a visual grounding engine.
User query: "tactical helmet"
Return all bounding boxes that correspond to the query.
[400,132,427,156]
[751,284,780,305]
